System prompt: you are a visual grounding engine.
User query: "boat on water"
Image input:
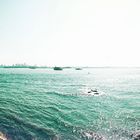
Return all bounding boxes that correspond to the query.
[53,67,63,70]
[75,68,82,70]
[28,66,37,69]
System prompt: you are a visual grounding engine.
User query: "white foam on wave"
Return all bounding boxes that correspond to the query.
[82,131,107,140]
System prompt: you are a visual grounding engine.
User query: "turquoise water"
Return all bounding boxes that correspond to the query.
[0,68,139,140]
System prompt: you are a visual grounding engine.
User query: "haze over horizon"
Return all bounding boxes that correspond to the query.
[0,0,140,67]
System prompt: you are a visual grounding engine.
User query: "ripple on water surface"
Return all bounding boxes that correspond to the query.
[0,68,140,139]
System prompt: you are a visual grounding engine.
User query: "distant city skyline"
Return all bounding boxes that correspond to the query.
[1,0,140,67]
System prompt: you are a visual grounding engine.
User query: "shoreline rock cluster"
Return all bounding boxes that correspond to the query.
[0,132,7,140]
[131,130,140,140]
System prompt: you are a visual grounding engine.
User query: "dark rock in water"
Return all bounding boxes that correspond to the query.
[87,89,99,95]
[131,130,140,140]
[91,89,98,92]
[82,131,106,140]
[94,92,99,95]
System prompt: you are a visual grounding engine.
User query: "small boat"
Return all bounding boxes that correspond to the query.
[75,68,82,70]
[53,67,63,70]
[28,66,37,69]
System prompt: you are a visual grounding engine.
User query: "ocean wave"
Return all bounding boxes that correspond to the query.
[0,112,58,140]
[45,92,78,99]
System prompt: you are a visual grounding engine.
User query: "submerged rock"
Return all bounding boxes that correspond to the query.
[0,132,7,140]
[131,130,140,140]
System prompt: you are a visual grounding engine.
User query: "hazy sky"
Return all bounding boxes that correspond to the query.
[0,0,140,66]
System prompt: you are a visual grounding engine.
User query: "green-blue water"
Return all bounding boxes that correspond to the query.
[0,68,139,140]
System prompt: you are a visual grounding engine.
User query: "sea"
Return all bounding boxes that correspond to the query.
[0,68,139,140]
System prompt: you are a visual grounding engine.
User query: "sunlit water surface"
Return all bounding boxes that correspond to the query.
[0,68,140,140]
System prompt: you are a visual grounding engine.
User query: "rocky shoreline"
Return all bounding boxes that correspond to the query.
[0,130,140,140]
[0,132,7,140]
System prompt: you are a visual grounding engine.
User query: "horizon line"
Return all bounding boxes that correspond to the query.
[0,64,140,68]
